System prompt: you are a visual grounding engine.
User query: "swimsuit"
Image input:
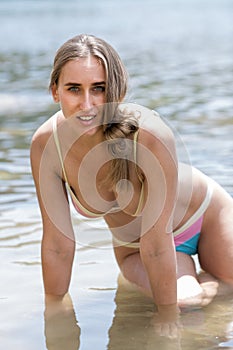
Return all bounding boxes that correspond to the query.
[173,185,212,255]
[112,185,212,255]
[52,115,144,218]
[53,115,213,256]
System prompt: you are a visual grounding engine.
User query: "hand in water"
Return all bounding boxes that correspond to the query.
[157,319,181,339]
[149,314,182,350]
[154,304,182,339]
[44,294,80,350]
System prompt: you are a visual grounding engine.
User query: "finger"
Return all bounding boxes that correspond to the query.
[169,324,179,339]
[159,323,170,338]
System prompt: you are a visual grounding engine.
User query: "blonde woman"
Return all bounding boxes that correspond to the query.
[30,34,233,338]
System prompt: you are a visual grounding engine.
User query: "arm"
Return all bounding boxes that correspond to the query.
[30,128,75,296]
[140,227,178,321]
[138,123,179,324]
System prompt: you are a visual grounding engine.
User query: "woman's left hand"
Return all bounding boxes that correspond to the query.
[154,304,182,339]
[156,319,182,339]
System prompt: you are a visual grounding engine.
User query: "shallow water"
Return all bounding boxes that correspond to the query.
[0,0,233,349]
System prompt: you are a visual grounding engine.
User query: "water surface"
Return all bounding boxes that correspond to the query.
[0,0,233,349]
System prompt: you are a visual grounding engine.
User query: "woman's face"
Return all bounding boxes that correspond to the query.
[52,55,106,131]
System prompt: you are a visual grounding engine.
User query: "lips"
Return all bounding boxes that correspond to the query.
[77,115,96,122]
[78,114,95,120]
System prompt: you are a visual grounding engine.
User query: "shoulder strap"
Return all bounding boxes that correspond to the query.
[133,130,144,183]
[52,115,105,218]
[132,130,145,216]
[52,115,69,184]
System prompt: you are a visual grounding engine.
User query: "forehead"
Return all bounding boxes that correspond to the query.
[60,56,106,83]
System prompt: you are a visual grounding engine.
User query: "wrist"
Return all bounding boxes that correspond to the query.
[45,293,65,305]
[157,303,180,323]
[44,293,72,317]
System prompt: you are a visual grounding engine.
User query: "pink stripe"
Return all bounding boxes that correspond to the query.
[174,216,203,246]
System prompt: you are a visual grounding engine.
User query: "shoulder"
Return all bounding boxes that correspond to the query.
[124,104,178,171]
[30,112,64,175]
[121,103,174,144]
[31,113,55,147]
[30,111,62,154]
[129,104,175,154]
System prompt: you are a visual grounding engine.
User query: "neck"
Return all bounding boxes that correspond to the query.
[77,125,105,148]
[58,112,105,149]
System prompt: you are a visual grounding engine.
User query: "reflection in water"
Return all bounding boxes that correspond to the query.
[43,277,233,349]
[108,276,233,350]
[1,0,233,348]
[44,294,80,350]
[108,277,155,349]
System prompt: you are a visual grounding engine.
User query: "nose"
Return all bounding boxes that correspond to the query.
[79,91,93,111]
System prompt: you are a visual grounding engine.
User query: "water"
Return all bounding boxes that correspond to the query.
[0,0,233,349]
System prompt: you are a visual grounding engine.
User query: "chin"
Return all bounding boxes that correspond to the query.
[84,125,102,136]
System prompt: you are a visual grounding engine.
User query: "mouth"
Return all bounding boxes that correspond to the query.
[77,115,96,121]
[76,115,97,124]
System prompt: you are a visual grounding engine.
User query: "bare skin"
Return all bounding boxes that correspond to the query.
[112,174,233,311]
[31,56,233,339]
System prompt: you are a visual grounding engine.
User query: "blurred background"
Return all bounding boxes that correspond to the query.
[0,0,233,349]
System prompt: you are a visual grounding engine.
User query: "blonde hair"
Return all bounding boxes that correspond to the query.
[49,34,139,188]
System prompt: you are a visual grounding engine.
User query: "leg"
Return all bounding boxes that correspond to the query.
[176,252,218,308]
[113,246,218,308]
[198,179,233,286]
[115,249,152,298]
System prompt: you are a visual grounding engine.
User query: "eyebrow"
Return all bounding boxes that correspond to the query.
[64,81,106,86]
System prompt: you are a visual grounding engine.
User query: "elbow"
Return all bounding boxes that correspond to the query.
[140,245,167,262]
[43,244,75,262]
[42,236,75,263]
[139,233,174,264]
[140,237,165,261]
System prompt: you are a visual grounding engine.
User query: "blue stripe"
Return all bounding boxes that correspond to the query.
[175,233,200,255]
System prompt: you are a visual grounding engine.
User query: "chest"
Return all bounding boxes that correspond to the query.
[64,151,116,213]
[62,150,145,216]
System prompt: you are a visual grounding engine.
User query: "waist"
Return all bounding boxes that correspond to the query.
[113,183,213,248]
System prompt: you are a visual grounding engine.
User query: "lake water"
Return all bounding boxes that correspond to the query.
[0,0,233,349]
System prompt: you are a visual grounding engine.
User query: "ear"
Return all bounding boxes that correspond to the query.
[51,84,60,103]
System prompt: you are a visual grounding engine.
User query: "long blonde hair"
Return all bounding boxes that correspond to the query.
[49,34,139,188]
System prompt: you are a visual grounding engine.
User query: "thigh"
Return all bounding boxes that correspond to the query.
[198,179,233,283]
[114,245,202,299]
[114,245,154,297]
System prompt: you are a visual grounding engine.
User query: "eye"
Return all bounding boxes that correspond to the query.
[68,86,80,92]
[93,85,105,93]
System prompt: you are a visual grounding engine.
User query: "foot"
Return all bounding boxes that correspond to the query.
[177,275,205,309]
[177,273,220,309]
[198,271,233,297]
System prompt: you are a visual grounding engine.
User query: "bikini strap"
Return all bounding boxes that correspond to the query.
[173,184,213,236]
[52,115,69,184]
[52,115,107,218]
[132,130,145,216]
[133,130,144,183]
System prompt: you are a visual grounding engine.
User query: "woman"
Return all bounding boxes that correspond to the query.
[30,34,233,338]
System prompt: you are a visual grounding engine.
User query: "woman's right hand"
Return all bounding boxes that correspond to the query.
[44,293,80,350]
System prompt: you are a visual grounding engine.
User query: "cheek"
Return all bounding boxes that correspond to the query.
[99,94,106,104]
[59,93,75,107]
